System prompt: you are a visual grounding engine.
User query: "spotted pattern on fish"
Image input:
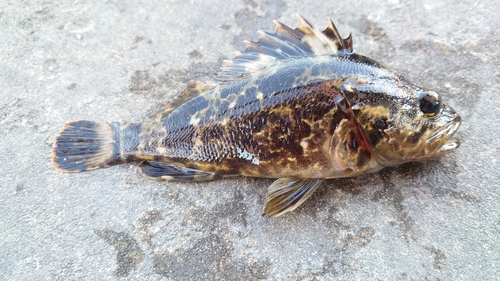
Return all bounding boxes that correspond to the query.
[52,15,461,217]
[130,55,394,179]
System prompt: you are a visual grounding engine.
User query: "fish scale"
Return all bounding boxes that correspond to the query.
[52,15,460,217]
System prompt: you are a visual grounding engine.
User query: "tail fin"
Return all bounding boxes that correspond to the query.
[52,121,121,172]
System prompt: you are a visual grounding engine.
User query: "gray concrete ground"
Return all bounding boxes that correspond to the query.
[1,0,499,280]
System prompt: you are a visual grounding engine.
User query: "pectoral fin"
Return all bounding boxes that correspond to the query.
[139,161,215,181]
[263,178,324,218]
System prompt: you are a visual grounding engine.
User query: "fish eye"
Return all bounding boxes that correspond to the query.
[419,91,441,117]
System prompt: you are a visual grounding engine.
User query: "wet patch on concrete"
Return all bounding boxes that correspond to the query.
[94,229,145,277]
[152,233,234,279]
[153,233,271,280]
[130,37,152,50]
[137,210,164,245]
[188,50,203,59]
[350,16,394,57]
[151,188,271,279]
[356,16,390,42]
[426,245,447,269]
[128,70,153,95]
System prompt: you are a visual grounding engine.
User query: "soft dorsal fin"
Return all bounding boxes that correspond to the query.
[155,81,216,118]
[218,15,353,82]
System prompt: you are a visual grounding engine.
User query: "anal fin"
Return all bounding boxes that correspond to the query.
[263,178,324,218]
[138,161,215,181]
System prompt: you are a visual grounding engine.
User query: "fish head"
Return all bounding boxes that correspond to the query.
[341,77,461,167]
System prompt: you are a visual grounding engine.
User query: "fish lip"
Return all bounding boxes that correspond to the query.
[426,114,461,154]
[439,137,459,153]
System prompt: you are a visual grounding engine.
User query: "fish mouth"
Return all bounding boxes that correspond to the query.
[426,113,461,155]
[438,137,459,153]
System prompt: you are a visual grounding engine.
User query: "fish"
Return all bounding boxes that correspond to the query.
[52,16,461,217]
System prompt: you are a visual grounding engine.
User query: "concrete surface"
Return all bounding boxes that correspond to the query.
[1,0,499,280]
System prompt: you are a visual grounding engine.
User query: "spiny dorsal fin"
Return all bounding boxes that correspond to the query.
[322,18,353,53]
[218,15,353,82]
[296,15,353,55]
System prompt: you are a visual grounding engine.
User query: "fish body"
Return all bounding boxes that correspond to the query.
[52,16,461,217]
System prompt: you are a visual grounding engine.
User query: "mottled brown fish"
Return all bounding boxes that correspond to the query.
[52,16,461,217]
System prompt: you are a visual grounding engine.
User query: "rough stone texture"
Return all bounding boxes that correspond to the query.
[1,0,499,280]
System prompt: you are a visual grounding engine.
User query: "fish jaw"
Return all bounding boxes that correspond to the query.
[425,112,461,156]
